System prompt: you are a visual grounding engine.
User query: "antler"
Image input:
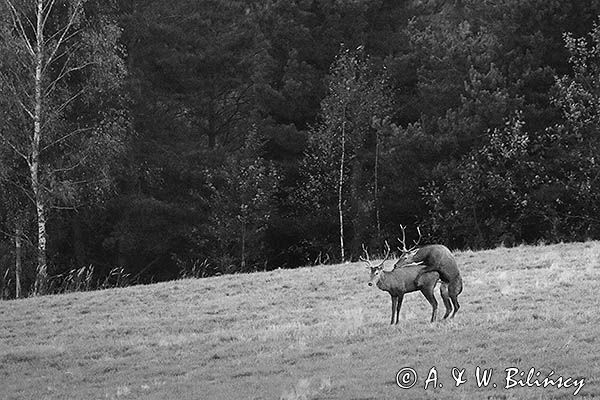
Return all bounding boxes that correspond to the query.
[397,225,422,255]
[414,226,422,247]
[381,240,391,264]
[361,241,391,269]
[360,244,371,268]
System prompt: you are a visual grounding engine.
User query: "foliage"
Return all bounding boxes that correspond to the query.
[423,113,533,247]
[535,21,600,239]
[298,46,391,261]
[0,0,128,207]
[423,17,600,247]
[2,1,600,297]
[207,133,281,272]
[0,0,129,294]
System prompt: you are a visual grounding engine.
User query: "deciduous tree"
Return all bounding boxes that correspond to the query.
[0,0,127,293]
[300,46,391,261]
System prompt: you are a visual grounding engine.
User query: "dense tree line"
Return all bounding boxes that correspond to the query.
[2,0,600,297]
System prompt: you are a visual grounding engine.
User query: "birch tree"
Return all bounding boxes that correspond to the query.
[301,46,391,262]
[0,0,126,294]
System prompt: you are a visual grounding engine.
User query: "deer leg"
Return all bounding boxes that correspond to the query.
[448,278,462,318]
[421,285,438,323]
[440,282,453,319]
[395,294,404,324]
[448,281,462,318]
[450,296,460,318]
[390,296,398,325]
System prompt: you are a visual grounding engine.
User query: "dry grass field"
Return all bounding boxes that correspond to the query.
[1,241,600,399]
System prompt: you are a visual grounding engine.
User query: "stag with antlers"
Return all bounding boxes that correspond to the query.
[361,242,453,324]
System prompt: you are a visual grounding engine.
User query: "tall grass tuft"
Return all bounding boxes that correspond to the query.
[44,265,131,295]
[177,258,211,279]
[99,267,131,289]
[47,265,95,294]
[0,268,12,299]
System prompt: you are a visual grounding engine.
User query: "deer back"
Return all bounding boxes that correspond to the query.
[411,244,460,281]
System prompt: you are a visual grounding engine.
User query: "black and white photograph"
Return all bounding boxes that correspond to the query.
[0,0,599,398]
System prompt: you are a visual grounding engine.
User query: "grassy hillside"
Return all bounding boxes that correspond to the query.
[1,242,600,399]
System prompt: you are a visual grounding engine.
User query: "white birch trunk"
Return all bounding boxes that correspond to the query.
[338,107,346,262]
[15,223,22,298]
[32,0,48,294]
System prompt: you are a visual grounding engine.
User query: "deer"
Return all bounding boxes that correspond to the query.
[362,242,452,324]
[394,225,463,318]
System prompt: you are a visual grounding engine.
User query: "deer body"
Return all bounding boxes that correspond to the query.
[396,244,463,318]
[368,264,451,324]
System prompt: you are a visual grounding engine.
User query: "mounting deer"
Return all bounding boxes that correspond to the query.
[362,242,453,324]
[395,225,463,318]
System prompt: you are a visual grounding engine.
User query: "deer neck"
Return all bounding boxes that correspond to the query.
[376,270,390,292]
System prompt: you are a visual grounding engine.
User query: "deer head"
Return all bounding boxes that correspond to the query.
[396,225,422,265]
[361,241,391,287]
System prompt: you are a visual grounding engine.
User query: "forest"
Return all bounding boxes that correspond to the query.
[2,0,600,297]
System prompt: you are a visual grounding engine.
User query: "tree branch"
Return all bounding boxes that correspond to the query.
[44,0,83,70]
[0,74,35,119]
[4,0,36,57]
[41,127,92,152]
[17,100,34,120]
[0,132,30,166]
[0,177,35,207]
[44,49,81,97]
[53,88,86,115]
[41,0,58,33]
[50,153,90,174]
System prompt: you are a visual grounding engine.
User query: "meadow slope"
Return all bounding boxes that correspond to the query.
[1,242,600,399]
